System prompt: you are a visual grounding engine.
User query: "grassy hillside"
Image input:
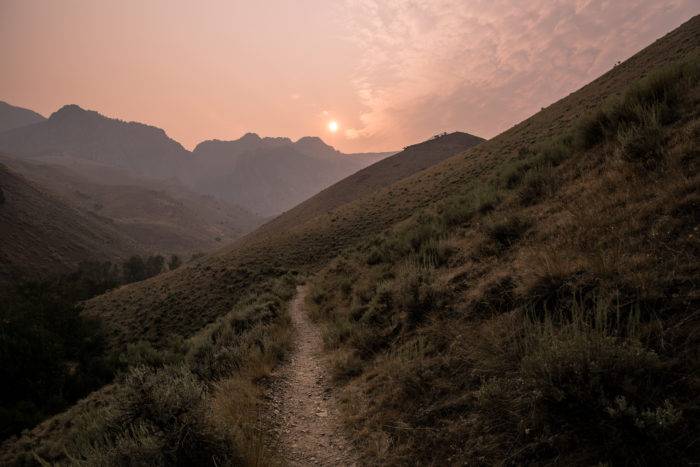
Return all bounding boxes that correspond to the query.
[262,132,484,233]
[82,15,699,356]
[0,163,143,291]
[82,132,485,350]
[308,52,700,465]
[2,15,699,467]
[0,273,299,465]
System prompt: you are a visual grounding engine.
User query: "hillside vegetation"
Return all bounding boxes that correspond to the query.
[2,14,698,467]
[1,271,299,465]
[308,53,700,465]
[81,15,699,355]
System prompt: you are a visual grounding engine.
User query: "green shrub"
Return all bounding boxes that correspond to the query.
[535,137,570,165]
[168,254,182,270]
[575,55,700,150]
[468,296,693,465]
[415,238,454,268]
[397,213,446,253]
[473,275,516,316]
[121,338,186,368]
[485,215,530,249]
[497,158,529,189]
[616,105,666,164]
[324,315,355,349]
[66,365,238,466]
[331,350,365,382]
[496,138,569,192]
[441,184,501,227]
[441,196,475,226]
[517,162,556,206]
[394,263,443,326]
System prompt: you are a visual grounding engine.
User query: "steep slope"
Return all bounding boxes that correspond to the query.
[0,104,394,217]
[0,163,142,291]
[191,133,394,215]
[308,57,700,464]
[3,14,699,467]
[83,132,483,347]
[0,101,45,132]
[81,15,700,353]
[263,131,485,232]
[1,155,263,254]
[0,105,190,180]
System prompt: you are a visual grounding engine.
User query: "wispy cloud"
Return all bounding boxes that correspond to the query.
[340,0,698,146]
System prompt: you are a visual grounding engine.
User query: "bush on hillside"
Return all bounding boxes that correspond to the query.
[616,105,666,164]
[441,184,501,227]
[469,300,689,465]
[65,365,238,466]
[517,162,557,206]
[575,55,700,149]
[485,215,530,249]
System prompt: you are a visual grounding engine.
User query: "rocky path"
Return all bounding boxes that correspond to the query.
[268,285,358,466]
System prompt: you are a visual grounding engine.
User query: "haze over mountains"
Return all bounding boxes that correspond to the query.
[0,103,396,216]
[0,101,46,133]
[1,10,699,466]
[0,162,142,287]
[191,133,393,215]
[0,100,478,289]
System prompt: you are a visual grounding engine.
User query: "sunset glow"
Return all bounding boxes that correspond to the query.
[327,120,339,133]
[1,1,697,153]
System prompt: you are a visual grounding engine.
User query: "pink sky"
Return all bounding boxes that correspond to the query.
[1,1,698,152]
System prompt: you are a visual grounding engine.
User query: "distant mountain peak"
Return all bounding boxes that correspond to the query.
[0,101,46,132]
[296,136,324,144]
[294,136,338,157]
[239,132,261,142]
[48,104,104,123]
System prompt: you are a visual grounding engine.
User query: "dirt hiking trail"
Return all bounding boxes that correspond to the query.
[268,285,358,466]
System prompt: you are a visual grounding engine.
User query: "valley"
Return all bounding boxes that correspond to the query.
[1,8,698,467]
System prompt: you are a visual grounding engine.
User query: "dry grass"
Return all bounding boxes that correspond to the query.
[0,274,298,466]
[3,15,698,467]
[80,17,700,356]
[306,52,700,465]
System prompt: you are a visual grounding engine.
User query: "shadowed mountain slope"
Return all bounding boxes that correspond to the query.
[0,105,190,180]
[0,101,45,133]
[0,155,263,255]
[0,106,394,216]
[81,15,700,351]
[191,133,394,216]
[262,131,485,232]
[0,163,142,290]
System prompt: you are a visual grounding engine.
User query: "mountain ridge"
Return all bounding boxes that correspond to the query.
[0,104,400,215]
[0,101,45,133]
[79,14,700,351]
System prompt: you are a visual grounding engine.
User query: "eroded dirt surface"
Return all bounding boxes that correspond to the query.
[268,285,358,466]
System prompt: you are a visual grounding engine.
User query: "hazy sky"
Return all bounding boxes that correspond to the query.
[1,1,697,152]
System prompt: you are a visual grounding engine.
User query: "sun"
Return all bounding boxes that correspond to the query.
[327,120,339,133]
